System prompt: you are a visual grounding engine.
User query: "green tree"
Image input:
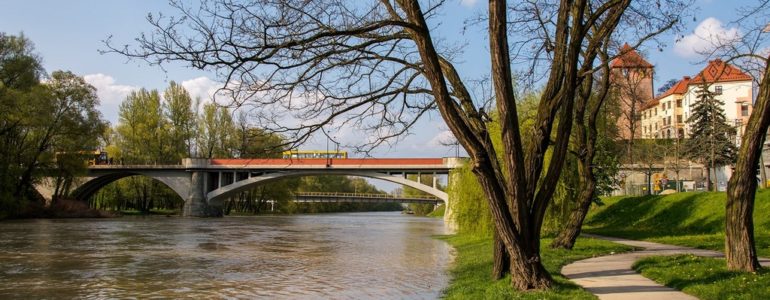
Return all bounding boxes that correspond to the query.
[163,81,196,161]
[112,89,177,213]
[197,103,236,158]
[0,34,105,215]
[0,33,45,213]
[116,88,171,164]
[685,83,738,191]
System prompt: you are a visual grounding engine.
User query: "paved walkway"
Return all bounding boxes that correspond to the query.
[561,234,770,300]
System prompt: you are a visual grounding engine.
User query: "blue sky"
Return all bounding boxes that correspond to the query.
[0,0,748,160]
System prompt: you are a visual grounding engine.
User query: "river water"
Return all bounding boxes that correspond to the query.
[0,212,453,299]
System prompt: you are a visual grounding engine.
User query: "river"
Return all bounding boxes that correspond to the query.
[0,212,453,299]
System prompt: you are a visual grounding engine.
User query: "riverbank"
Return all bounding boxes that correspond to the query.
[581,191,770,299]
[8,199,116,219]
[439,234,634,299]
[585,190,770,257]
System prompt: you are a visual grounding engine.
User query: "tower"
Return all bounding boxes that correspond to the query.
[610,43,655,141]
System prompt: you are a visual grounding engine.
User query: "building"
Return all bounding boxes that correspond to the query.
[611,43,655,140]
[640,59,753,142]
[640,76,690,139]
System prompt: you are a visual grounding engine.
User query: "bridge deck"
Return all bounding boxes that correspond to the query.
[293,192,441,204]
[88,158,461,172]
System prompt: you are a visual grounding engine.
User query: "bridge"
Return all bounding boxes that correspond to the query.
[36,157,464,221]
[293,192,442,205]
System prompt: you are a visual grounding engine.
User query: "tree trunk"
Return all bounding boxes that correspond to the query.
[551,184,595,249]
[492,231,510,279]
[725,62,770,272]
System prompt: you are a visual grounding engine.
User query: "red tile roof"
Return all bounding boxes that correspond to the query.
[655,76,691,100]
[611,43,654,69]
[690,59,752,84]
[641,98,659,110]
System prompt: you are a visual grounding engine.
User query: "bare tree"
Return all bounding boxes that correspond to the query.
[107,0,686,289]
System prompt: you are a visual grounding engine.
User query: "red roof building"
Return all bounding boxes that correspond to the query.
[611,43,655,69]
[690,59,753,84]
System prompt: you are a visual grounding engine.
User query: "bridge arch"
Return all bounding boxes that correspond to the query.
[207,170,448,204]
[68,171,191,202]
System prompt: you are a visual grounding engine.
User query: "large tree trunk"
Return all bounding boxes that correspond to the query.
[551,50,611,249]
[492,231,510,279]
[725,63,770,272]
[552,183,596,249]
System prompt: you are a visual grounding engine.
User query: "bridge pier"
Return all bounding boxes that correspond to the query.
[183,159,223,217]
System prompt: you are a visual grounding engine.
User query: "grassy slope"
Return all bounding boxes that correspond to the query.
[440,235,634,299]
[633,255,770,300]
[427,204,445,218]
[585,190,770,257]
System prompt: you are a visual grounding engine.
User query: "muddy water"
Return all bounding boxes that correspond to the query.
[0,212,452,299]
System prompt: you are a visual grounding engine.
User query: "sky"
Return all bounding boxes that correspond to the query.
[0,0,752,190]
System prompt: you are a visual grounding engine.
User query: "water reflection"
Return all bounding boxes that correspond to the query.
[0,212,452,299]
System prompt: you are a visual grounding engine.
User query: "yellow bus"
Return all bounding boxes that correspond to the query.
[281,150,348,159]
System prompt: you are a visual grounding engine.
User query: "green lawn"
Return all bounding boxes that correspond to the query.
[440,234,634,299]
[633,255,770,300]
[585,190,770,257]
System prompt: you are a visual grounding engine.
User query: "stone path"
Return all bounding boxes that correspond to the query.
[561,234,770,300]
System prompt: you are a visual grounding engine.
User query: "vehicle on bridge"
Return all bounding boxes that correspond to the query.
[282,150,348,159]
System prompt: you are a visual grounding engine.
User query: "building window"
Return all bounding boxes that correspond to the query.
[677,115,682,123]
[742,103,750,116]
[677,99,682,107]
[668,116,672,125]
[715,85,723,95]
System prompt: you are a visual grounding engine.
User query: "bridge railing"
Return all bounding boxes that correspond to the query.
[294,192,439,200]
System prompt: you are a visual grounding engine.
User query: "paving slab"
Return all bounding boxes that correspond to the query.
[562,234,770,300]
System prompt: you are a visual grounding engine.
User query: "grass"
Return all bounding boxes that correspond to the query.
[440,234,634,299]
[633,255,770,300]
[427,204,445,218]
[585,190,770,257]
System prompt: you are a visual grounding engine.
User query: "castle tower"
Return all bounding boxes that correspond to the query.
[610,43,655,141]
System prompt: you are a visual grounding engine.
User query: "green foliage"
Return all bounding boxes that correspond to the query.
[0,34,105,217]
[116,88,171,164]
[163,81,196,160]
[586,190,770,257]
[448,92,586,236]
[197,102,237,158]
[427,204,445,218]
[440,234,634,299]
[685,83,738,167]
[634,255,770,300]
[448,164,494,236]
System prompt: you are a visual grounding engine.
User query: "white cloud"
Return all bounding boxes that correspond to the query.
[674,17,740,58]
[181,76,226,105]
[460,0,479,7]
[428,130,457,147]
[83,73,138,124]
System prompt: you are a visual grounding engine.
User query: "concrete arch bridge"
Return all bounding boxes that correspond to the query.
[36,157,465,222]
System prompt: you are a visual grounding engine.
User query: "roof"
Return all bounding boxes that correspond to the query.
[690,59,752,84]
[655,76,691,100]
[611,43,654,69]
[641,98,659,111]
